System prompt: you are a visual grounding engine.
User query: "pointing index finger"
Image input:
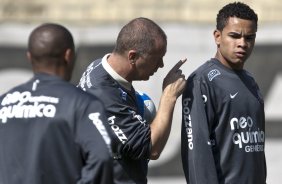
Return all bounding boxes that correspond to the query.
[172,58,187,72]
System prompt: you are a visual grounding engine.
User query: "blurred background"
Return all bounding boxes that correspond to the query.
[0,0,281,183]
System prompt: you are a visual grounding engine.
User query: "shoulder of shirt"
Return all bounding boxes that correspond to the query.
[188,58,218,81]
[63,84,106,108]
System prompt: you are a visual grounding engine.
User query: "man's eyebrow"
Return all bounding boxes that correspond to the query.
[228,32,256,37]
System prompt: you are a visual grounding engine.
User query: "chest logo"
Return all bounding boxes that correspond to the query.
[230,92,238,99]
[207,69,221,81]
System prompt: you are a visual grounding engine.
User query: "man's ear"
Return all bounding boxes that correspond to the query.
[26,51,32,63]
[64,48,73,64]
[128,50,138,64]
[214,29,221,47]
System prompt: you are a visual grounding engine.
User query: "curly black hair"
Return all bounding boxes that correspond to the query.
[216,2,258,31]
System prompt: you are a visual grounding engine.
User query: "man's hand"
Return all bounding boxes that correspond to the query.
[162,58,187,98]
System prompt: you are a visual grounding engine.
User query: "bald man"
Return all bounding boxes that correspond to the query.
[0,23,113,184]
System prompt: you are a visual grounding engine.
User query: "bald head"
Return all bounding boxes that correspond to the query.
[27,23,75,80]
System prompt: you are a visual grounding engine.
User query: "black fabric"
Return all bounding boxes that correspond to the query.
[181,58,266,184]
[0,73,113,184]
[78,59,151,184]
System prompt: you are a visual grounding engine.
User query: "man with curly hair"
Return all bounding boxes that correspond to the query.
[181,2,266,183]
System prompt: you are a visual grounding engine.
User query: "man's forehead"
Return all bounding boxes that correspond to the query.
[224,17,257,34]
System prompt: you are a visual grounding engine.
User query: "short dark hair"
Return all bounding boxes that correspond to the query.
[113,17,167,56]
[216,2,258,31]
[28,23,74,61]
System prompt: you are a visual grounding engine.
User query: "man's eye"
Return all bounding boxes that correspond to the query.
[245,36,255,41]
[229,34,241,39]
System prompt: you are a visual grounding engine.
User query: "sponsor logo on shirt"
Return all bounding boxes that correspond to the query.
[108,115,128,144]
[183,97,193,150]
[0,91,58,123]
[202,95,207,103]
[89,112,112,152]
[207,69,221,81]
[118,88,127,101]
[78,62,100,91]
[128,109,146,126]
[230,116,265,152]
[32,79,40,91]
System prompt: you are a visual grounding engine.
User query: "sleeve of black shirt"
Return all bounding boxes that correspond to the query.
[76,98,113,184]
[181,77,219,184]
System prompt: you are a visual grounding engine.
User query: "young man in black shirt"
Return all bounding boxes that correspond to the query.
[181,2,266,183]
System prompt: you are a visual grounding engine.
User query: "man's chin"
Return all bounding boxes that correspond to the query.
[142,76,150,81]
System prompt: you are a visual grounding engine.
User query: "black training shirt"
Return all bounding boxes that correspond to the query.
[78,57,151,184]
[0,73,113,184]
[181,58,266,184]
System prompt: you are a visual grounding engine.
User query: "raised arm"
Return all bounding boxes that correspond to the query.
[150,59,187,159]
